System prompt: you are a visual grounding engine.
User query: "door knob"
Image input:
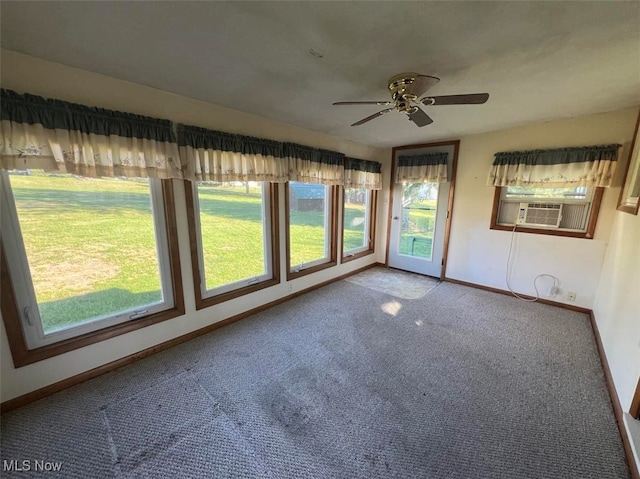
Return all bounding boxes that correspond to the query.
[393,216,399,220]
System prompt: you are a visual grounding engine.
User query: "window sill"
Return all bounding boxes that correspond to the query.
[195,277,281,311]
[287,260,337,280]
[490,224,594,239]
[341,248,375,263]
[2,282,185,368]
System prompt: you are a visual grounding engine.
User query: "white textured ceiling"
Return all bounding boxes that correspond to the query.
[1,1,639,147]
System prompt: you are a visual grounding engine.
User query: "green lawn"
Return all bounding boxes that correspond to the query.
[10,174,163,332]
[343,202,367,252]
[399,200,436,259]
[9,174,366,332]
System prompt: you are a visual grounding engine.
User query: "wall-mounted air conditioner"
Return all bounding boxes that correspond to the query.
[517,202,563,228]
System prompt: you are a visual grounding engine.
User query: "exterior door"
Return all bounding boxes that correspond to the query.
[387,143,457,278]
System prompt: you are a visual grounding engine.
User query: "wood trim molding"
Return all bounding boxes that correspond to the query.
[1,262,380,414]
[585,187,605,237]
[489,187,604,240]
[0,243,30,367]
[589,311,640,479]
[1,180,185,368]
[392,139,464,150]
[631,377,640,420]
[386,139,460,278]
[342,189,378,264]
[443,277,591,313]
[185,181,281,310]
[439,140,460,280]
[617,108,640,215]
[489,187,502,227]
[384,151,396,268]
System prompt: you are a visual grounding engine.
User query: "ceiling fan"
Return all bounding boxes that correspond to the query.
[333,72,489,127]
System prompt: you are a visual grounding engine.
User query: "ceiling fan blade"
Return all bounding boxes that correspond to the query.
[333,101,393,106]
[351,108,394,126]
[404,75,440,98]
[408,107,434,127]
[422,93,489,106]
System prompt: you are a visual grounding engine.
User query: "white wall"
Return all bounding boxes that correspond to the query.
[593,209,640,411]
[593,202,640,470]
[445,107,640,308]
[0,51,388,402]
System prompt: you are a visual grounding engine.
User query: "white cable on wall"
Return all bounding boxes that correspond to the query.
[505,224,559,302]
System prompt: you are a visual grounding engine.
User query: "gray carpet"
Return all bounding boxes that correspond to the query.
[0,268,630,478]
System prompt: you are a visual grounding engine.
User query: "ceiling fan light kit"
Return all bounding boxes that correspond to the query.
[333,72,490,127]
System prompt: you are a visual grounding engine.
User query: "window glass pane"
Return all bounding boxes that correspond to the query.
[343,188,369,252]
[8,171,164,334]
[197,181,268,291]
[399,182,437,260]
[506,186,588,200]
[289,182,329,267]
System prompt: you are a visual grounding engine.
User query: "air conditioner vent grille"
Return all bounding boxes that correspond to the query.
[527,203,562,210]
[517,202,563,228]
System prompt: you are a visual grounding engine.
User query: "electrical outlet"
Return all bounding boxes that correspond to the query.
[567,291,576,301]
[288,283,293,292]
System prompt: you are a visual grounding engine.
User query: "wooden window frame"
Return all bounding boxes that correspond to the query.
[341,188,377,263]
[0,180,185,368]
[617,108,640,215]
[185,181,281,310]
[631,377,640,420]
[489,186,604,239]
[286,183,339,280]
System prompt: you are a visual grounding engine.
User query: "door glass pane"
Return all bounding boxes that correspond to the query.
[343,188,369,253]
[197,181,268,290]
[8,171,164,334]
[289,182,329,268]
[398,182,438,260]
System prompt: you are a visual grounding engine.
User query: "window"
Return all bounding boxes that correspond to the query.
[286,182,338,278]
[490,185,604,238]
[342,187,376,261]
[0,171,183,365]
[186,181,279,308]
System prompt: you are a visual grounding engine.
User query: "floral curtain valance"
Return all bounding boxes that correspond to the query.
[487,144,621,188]
[284,142,345,185]
[1,90,380,187]
[344,157,382,190]
[0,89,183,179]
[395,152,448,183]
[177,124,288,182]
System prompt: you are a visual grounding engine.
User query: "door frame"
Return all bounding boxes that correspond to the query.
[385,139,460,280]
[631,376,640,419]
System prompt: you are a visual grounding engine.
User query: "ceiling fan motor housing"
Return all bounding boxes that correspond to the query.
[388,73,437,111]
[388,73,418,103]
